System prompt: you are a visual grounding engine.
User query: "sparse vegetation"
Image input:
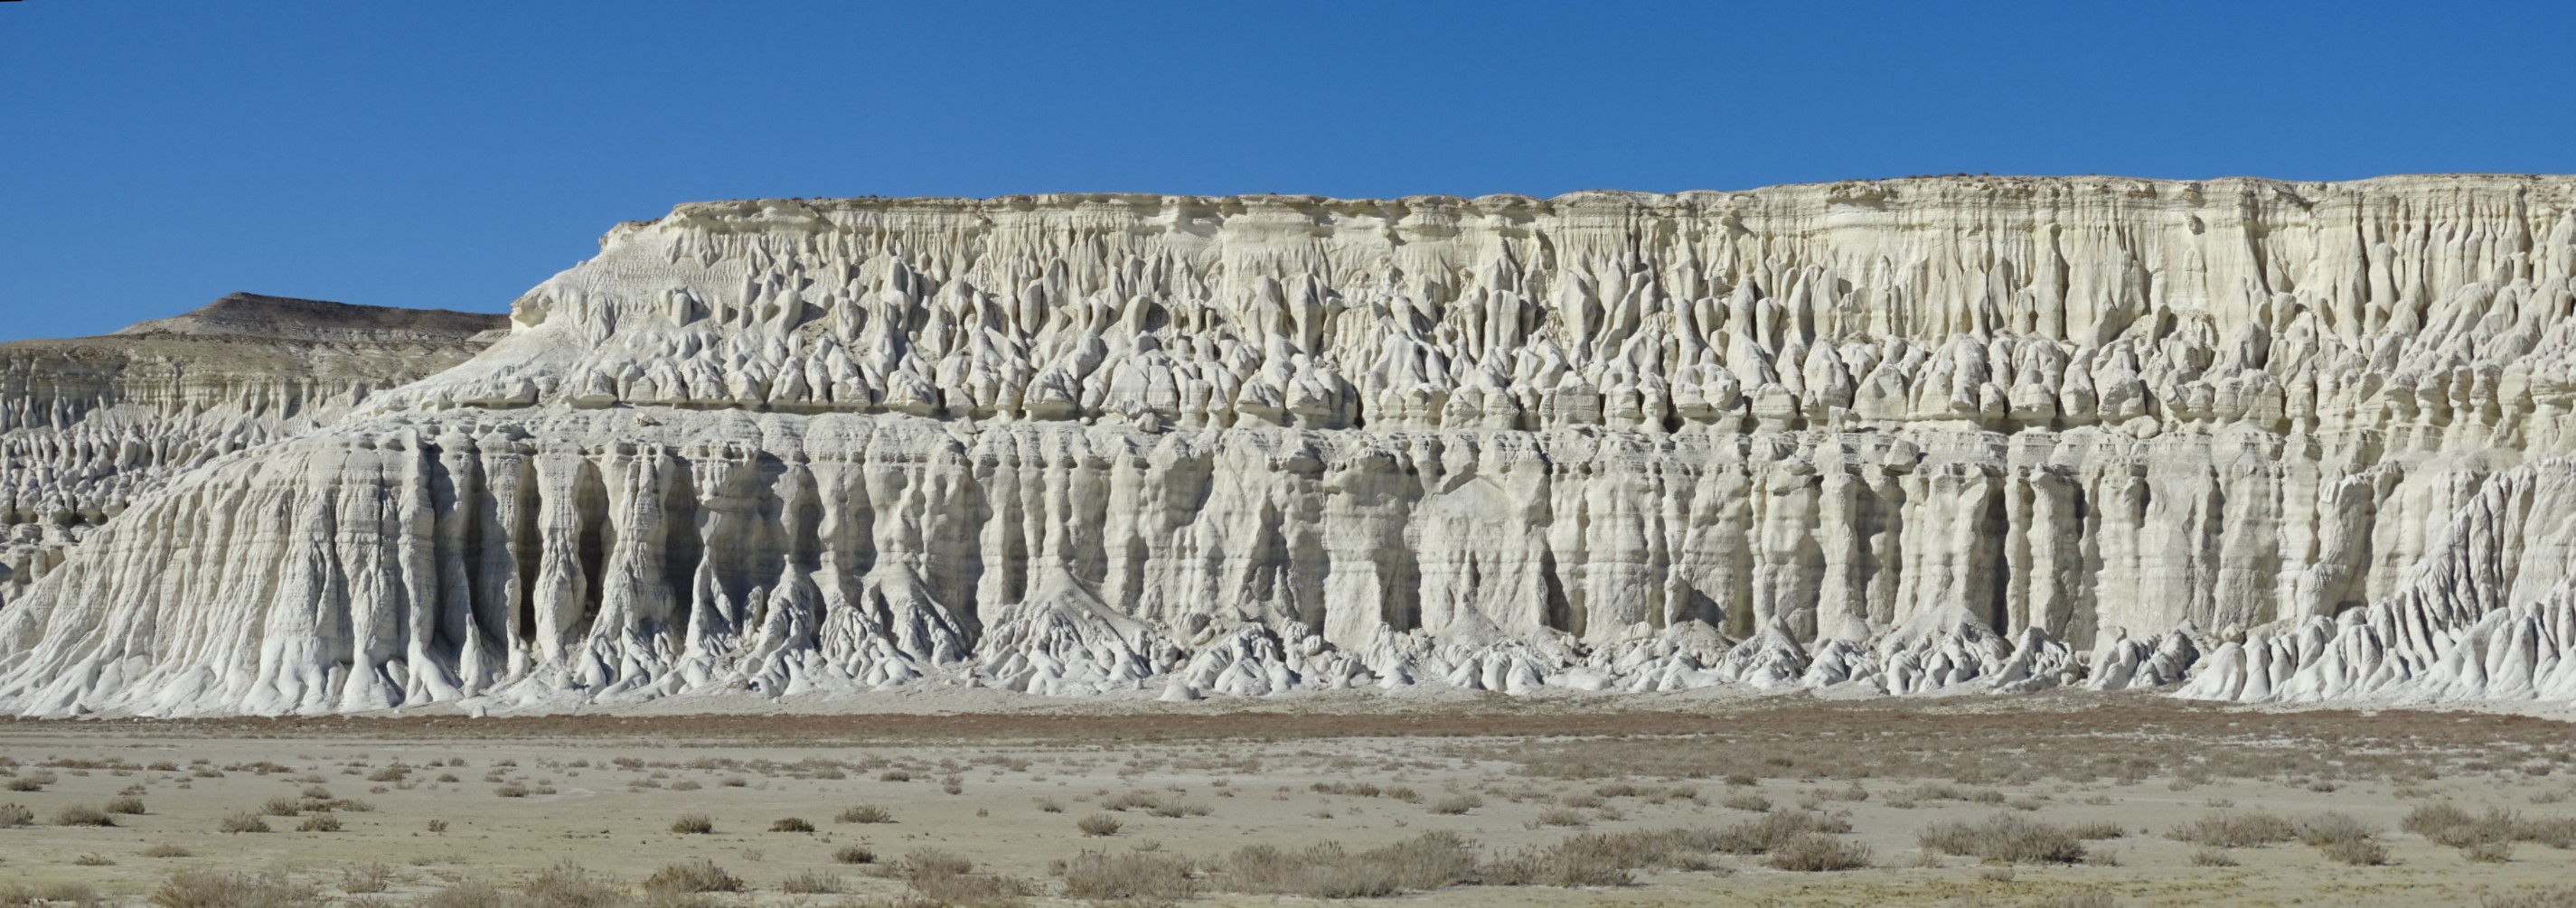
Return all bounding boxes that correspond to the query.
[837,803,894,824]
[779,869,842,894]
[1917,813,2090,864]
[51,804,114,827]
[296,814,343,832]
[1052,849,1201,902]
[147,868,325,908]
[769,817,814,833]
[216,812,270,834]
[1077,813,1123,836]
[1768,833,1875,871]
[2167,811,2299,848]
[670,813,715,834]
[1218,831,1479,898]
[643,858,745,893]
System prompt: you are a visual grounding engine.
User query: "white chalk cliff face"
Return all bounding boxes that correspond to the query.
[0,294,504,614]
[6,175,2576,716]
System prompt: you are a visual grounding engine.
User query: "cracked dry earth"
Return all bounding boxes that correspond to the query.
[2,693,2573,906]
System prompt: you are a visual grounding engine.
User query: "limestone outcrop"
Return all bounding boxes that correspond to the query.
[0,294,504,607]
[5,175,2576,716]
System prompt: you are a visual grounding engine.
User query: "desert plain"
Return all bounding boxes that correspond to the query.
[2,689,2573,907]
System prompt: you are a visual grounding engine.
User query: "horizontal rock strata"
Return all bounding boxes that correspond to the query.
[0,294,504,606]
[5,176,2576,715]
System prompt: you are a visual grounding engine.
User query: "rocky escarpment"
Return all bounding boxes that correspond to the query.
[0,293,505,604]
[6,176,2576,716]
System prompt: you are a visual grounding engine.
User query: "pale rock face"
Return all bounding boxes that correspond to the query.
[0,294,503,610]
[6,175,2576,716]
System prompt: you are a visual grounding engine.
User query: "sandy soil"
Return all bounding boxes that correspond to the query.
[2,691,2572,906]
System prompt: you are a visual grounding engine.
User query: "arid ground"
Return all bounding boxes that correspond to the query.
[3,689,2573,907]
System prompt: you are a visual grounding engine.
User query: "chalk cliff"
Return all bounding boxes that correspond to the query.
[6,176,2576,716]
[0,294,505,608]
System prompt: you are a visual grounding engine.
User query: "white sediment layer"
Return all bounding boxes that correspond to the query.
[5,175,2576,716]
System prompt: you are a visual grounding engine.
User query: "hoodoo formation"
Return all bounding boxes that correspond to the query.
[5,175,2576,716]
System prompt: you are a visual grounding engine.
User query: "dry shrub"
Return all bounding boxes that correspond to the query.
[1051,849,1200,902]
[1766,833,1873,871]
[107,796,147,815]
[2298,811,2389,866]
[140,844,193,858]
[1484,828,1728,886]
[2065,819,2125,839]
[2467,840,2516,863]
[1917,813,2088,864]
[1077,813,1123,837]
[670,813,714,834]
[833,844,878,865]
[838,803,894,824]
[2406,802,2576,850]
[147,869,326,908]
[0,803,30,827]
[337,863,394,894]
[2484,888,2576,908]
[1710,811,1853,855]
[1721,791,1772,812]
[1529,807,1589,828]
[0,883,103,907]
[883,848,1033,908]
[769,817,815,833]
[779,870,842,894]
[51,804,115,827]
[1428,793,1482,815]
[2188,847,2238,866]
[643,858,744,894]
[296,814,343,832]
[1219,831,1478,898]
[514,861,632,908]
[260,796,301,817]
[2167,811,2298,848]
[1100,791,1210,818]
[2033,894,2117,908]
[217,812,269,834]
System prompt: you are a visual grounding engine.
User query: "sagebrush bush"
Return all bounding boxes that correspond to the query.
[147,869,325,908]
[51,804,115,827]
[217,812,269,834]
[107,796,147,815]
[778,869,841,894]
[1428,793,1482,815]
[1710,811,1852,855]
[1483,828,1729,886]
[643,858,744,894]
[296,815,343,832]
[837,804,893,824]
[1917,813,2088,864]
[0,802,31,827]
[1076,813,1123,837]
[832,844,878,865]
[2298,811,2389,866]
[1767,833,1873,871]
[2167,811,2299,848]
[1218,831,1478,898]
[670,813,714,834]
[769,817,815,833]
[1052,848,1200,901]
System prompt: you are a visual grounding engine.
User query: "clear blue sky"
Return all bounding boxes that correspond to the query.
[5,1,2571,342]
